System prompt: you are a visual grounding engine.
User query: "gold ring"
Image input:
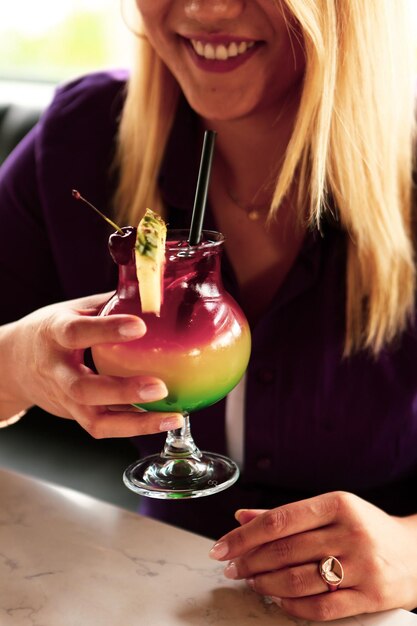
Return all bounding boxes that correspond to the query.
[319,556,344,592]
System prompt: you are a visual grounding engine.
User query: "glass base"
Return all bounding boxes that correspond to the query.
[123,452,240,499]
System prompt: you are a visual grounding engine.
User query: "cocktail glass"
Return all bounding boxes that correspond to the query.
[92,229,251,499]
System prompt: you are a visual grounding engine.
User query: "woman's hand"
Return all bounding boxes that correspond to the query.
[0,293,183,437]
[209,491,417,621]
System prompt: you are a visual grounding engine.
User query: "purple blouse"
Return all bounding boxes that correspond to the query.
[2,72,417,538]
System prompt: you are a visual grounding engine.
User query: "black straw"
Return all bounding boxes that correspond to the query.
[188,130,217,246]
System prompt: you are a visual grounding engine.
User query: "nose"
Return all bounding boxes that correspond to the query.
[184,0,245,22]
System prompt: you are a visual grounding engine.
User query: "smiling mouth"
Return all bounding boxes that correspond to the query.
[189,39,257,61]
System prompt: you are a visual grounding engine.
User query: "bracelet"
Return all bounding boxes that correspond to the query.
[0,409,27,429]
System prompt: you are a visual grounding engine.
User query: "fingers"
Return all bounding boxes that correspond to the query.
[210,494,340,561]
[58,368,169,407]
[247,562,330,598]
[107,404,148,412]
[223,528,338,581]
[70,405,184,438]
[47,362,179,436]
[216,497,411,620]
[245,558,365,622]
[235,509,266,525]
[50,312,146,350]
[278,589,368,622]
[68,291,116,313]
[245,554,355,598]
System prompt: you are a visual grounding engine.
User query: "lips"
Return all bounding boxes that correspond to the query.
[181,35,262,73]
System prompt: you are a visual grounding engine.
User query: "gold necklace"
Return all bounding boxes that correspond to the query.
[226,187,271,222]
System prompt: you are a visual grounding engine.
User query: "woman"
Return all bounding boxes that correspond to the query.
[1,0,417,620]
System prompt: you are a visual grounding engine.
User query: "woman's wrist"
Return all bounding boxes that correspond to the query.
[0,321,32,418]
[394,514,417,610]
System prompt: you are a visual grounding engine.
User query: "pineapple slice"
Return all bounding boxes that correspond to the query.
[135,209,167,315]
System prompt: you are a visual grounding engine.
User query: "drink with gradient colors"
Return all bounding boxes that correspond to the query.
[92,227,251,499]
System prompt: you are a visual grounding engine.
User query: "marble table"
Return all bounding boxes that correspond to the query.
[0,468,416,626]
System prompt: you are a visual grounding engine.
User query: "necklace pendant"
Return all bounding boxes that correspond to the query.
[247,208,260,221]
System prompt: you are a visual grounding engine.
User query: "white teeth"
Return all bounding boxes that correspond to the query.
[190,39,255,60]
[228,42,238,57]
[195,40,204,56]
[215,44,228,60]
[204,43,215,59]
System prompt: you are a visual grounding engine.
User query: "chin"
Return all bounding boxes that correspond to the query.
[185,94,256,122]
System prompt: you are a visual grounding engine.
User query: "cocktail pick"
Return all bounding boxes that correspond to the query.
[188,130,217,246]
[72,189,123,233]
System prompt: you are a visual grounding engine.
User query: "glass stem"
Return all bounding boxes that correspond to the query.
[161,413,202,460]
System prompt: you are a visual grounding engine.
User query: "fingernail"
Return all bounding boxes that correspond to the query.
[159,415,184,432]
[246,578,255,589]
[139,383,168,401]
[119,320,145,337]
[271,596,283,607]
[235,509,248,523]
[224,561,238,579]
[209,541,229,560]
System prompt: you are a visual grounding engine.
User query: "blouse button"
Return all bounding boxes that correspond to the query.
[256,456,272,471]
[256,367,275,384]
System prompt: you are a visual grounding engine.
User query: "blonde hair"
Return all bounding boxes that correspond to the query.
[115,0,416,354]
[115,36,179,221]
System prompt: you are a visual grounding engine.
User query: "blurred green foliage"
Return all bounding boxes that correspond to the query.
[0,11,119,82]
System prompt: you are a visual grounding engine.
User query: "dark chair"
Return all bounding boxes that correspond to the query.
[0,104,42,164]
